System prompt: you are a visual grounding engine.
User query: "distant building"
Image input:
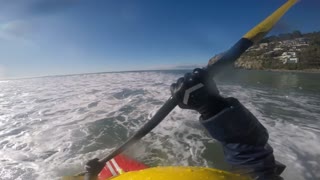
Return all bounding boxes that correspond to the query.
[259,43,268,49]
[280,52,299,64]
[288,57,298,63]
[274,47,283,51]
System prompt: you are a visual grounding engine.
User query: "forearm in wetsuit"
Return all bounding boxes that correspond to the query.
[200,97,285,179]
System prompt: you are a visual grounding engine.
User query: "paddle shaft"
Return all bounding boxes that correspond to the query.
[94,37,254,168]
[100,96,178,163]
[77,96,178,176]
[77,38,249,176]
[77,0,298,178]
[97,0,298,165]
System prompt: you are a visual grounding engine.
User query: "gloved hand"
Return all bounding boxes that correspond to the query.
[84,158,105,180]
[171,69,285,180]
[170,68,230,119]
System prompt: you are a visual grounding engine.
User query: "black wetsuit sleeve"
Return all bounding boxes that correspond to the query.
[200,97,285,179]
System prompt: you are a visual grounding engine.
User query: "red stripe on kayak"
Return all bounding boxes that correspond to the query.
[99,154,148,180]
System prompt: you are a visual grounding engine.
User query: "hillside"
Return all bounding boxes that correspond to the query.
[233,31,320,71]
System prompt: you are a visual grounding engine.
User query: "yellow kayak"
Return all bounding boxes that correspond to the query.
[110,166,250,180]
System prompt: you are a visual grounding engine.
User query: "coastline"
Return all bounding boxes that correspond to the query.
[236,68,320,74]
[263,69,320,74]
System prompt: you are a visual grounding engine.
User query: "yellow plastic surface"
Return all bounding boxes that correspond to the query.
[243,0,298,43]
[110,166,251,180]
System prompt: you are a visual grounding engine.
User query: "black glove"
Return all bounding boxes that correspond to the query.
[84,158,105,180]
[170,68,229,119]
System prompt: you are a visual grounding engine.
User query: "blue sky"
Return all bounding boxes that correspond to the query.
[0,0,319,79]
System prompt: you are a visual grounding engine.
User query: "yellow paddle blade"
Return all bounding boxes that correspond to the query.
[243,0,299,43]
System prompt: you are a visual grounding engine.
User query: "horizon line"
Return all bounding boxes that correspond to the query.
[0,68,198,81]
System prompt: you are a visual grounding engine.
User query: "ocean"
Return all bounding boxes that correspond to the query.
[0,69,319,180]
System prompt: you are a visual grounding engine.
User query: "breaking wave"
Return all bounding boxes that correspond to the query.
[0,70,319,180]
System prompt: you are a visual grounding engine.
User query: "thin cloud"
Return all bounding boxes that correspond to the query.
[25,0,79,16]
[0,0,78,40]
[0,20,36,42]
[0,0,79,20]
[0,20,33,37]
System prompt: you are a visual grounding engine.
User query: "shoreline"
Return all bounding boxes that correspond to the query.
[264,69,320,74]
[237,68,320,74]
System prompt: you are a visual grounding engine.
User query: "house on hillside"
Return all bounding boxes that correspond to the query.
[274,47,283,51]
[279,52,299,64]
[259,43,268,49]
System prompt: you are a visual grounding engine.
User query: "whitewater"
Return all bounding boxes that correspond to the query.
[0,70,319,180]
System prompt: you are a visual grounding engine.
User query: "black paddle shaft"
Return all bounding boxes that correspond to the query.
[80,38,254,176]
[79,96,178,176]
[91,0,299,167]
[100,96,178,163]
[71,0,297,177]
[97,38,253,165]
